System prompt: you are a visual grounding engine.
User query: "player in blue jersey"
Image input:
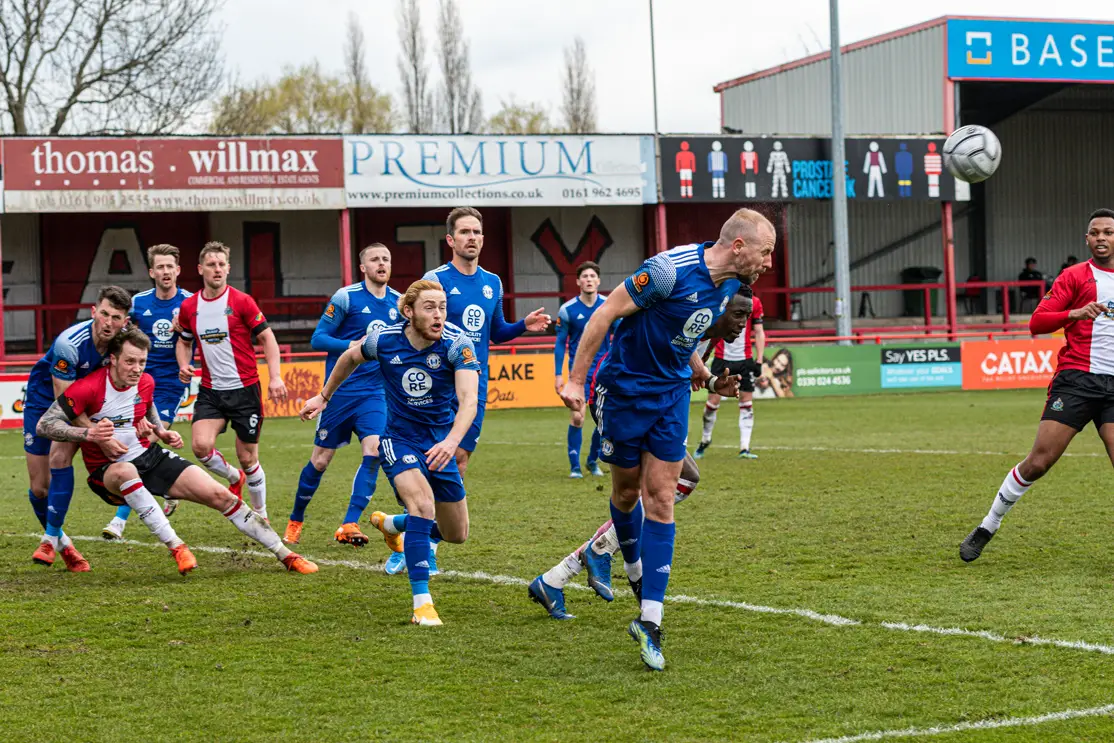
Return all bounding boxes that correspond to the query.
[283,243,401,548]
[531,286,754,620]
[554,260,613,478]
[300,279,481,626]
[559,208,775,670]
[385,207,547,576]
[27,285,132,571]
[423,207,551,475]
[102,244,193,540]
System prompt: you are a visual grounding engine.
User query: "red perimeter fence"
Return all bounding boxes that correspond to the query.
[3,280,1047,362]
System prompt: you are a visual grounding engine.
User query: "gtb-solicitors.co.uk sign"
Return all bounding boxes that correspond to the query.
[948,18,1114,82]
[343,135,657,207]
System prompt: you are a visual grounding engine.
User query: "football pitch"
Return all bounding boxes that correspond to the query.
[5,389,1114,742]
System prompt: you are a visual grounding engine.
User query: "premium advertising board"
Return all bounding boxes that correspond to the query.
[2,137,345,213]
[344,135,657,207]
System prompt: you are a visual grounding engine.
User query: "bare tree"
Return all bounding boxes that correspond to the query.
[396,0,433,133]
[344,13,392,133]
[435,0,482,134]
[561,36,597,134]
[0,0,223,135]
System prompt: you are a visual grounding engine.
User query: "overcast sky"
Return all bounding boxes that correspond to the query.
[218,0,1114,133]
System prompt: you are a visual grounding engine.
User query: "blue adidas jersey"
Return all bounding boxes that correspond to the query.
[313,282,402,397]
[554,295,613,375]
[422,263,524,394]
[597,242,741,395]
[360,321,481,444]
[130,287,192,386]
[26,320,109,410]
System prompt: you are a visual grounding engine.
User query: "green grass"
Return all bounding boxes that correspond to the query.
[3,390,1114,741]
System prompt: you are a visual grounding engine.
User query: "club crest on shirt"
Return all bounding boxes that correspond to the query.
[483,285,494,300]
[426,353,441,369]
[389,308,398,321]
[1105,300,1114,319]
[223,306,233,316]
[133,394,142,404]
[633,272,650,293]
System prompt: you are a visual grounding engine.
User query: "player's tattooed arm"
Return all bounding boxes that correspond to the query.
[36,402,94,442]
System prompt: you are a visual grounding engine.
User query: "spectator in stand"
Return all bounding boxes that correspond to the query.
[1018,258,1044,309]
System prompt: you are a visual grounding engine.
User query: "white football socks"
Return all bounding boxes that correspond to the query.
[244,462,267,519]
[122,479,183,549]
[981,465,1033,533]
[199,449,240,484]
[223,499,290,560]
[739,402,754,451]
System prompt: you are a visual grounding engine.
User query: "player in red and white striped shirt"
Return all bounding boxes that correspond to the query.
[176,242,288,522]
[961,208,1114,562]
[694,287,765,459]
[36,327,316,574]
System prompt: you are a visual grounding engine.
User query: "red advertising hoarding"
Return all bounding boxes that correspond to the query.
[961,338,1065,390]
[2,137,344,212]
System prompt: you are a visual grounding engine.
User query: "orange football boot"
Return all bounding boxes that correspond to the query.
[229,469,247,500]
[171,544,197,575]
[369,512,404,553]
[60,544,91,572]
[32,541,55,566]
[282,553,319,574]
[334,522,369,547]
[283,519,303,545]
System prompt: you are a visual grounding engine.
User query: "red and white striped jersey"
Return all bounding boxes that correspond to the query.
[1031,260,1114,375]
[178,286,268,390]
[715,295,764,361]
[60,367,154,472]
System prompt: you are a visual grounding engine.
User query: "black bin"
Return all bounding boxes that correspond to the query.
[901,266,942,317]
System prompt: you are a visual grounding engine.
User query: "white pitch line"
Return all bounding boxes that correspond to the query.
[14,533,1114,656]
[481,441,1105,458]
[793,702,1114,743]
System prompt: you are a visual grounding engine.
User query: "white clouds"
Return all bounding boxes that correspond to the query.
[218,0,1114,133]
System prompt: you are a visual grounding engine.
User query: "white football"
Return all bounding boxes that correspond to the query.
[942,125,1002,183]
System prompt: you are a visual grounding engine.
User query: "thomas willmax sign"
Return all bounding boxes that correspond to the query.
[344,135,657,207]
[659,136,967,203]
[2,138,344,212]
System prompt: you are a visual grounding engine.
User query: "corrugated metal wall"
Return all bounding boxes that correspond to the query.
[985,86,1114,284]
[721,24,945,136]
[788,201,968,318]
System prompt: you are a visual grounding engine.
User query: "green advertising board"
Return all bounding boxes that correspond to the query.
[757,345,881,399]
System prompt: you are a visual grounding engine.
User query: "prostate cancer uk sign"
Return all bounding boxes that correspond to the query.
[1,137,345,213]
[344,135,657,207]
[948,18,1114,82]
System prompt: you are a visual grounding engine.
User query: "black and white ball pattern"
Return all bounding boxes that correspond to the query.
[943,125,1002,184]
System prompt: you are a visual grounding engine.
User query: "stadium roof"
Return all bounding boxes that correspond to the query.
[712,15,1113,93]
